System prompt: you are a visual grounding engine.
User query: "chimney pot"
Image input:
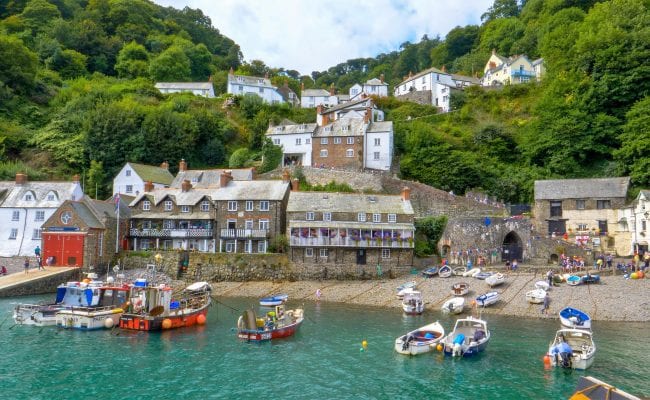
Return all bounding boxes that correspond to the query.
[144,181,154,192]
[401,187,411,201]
[72,174,80,183]
[15,173,27,185]
[181,179,192,192]
[220,171,233,187]
[291,178,300,192]
[179,159,187,172]
[160,161,169,170]
[380,73,384,83]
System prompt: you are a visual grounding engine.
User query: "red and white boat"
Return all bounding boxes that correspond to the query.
[237,305,304,342]
[119,280,211,331]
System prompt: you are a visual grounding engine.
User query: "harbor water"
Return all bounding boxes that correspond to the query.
[0,295,647,399]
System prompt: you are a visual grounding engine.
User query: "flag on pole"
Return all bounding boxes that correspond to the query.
[115,193,121,213]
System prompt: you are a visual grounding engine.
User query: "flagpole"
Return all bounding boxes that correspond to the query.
[116,192,120,253]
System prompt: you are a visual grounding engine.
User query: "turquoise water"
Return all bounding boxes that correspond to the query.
[0,295,647,399]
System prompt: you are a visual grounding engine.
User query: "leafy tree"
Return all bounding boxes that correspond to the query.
[140,107,198,166]
[259,138,282,173]
[20,0,61,33]
[414,216,448,256]
[479,17,526,55]
[614,96,650,187]
[46,48,87,79]
[114,41,149,78]
[481,0,523,22]
[229,147,254,168]
[0,35,38,98]
[148,45,191,81]
[86,159,107,198]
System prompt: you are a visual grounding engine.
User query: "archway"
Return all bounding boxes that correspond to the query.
[441,245,450,258]
[502,231,523,262]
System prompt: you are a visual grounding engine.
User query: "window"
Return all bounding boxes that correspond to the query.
[125,170,131,177]
[643,220,647,231]
[306,138,311,144]
[238,85,243,91]
[163,220,174,229]
[306,212,315,221]
[388,214,397,223]
[257,241,266,253]
[9,228,18,240]
[550,201,562,217]
[577,223,587,231]
[373,152,380,160]
[181,205,190,213]
[225,241,236,253]
[143,200,151,211]
[358,212,366,222]
[259,87,264,94]
[12,211,19,221]
[228,201,237,211]
[323,212,331,221]
[140,239,150,250]
[421,76,426,83]
[259,219,269,230]
[33,228,42,240]
[373,213,381,223]
[347,137,354,144]
[126,185,133,194]
[47,193,55,201]
[596,200,611,209]
[200,201,210,212]
[245,201,254,211]
[346,149,354,157]
[342,125,349,132]
[320,150,328,158]
[321,138,329,144]
[576,199,585,210]
[334,137,341,144]
[244,241,252,253]
[374,138,380,146]
[164,201,173,211]
[305,248,314,257]
[273,139,280,145]
[25,194,33,201]
[296,138,302,145]
[382,249,391,259]
[245,220,254,230]
[35,211,45,222]
[259,201,269,211]
[142,221,152,229]
[320,248,329,258]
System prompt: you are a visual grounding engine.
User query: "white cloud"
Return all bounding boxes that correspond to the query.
[153,0,493,74]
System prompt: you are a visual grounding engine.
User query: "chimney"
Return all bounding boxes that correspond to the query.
[364,107,372,123]
[316,104,323,114]
[181,179,192,192]
[329,83,335,96]
[179,159,187,172]
[250,167,257,180]
[160,161,169,170]
[72,174,80,183]
[401,187,411,201]
[291,178,300,192]
[208,75,213,82]
[144,181,154,192]
[408,71,413,78]
[492,48,496,55]
[220,170,233,187]
[380,73,384,83]
[229,67,234,75]
[441,65,446,73]
[15,173,27,185]
[489,61,496,69]
[282,169,290,183]
[301,82,304,92]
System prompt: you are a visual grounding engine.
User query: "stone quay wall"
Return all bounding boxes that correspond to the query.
[0,268,81,298]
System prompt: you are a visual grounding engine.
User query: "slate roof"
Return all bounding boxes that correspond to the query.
[365,78,387,86]
[302,89,330,97]
[228,74,273,87]
[451,74,481,85]
[534,177,630,200]
[320,97,372,115]
[314,119,365,137]
[266,122,318,136]
[366,121,393,133]
[155,82,213,90]
[276,85,298,103]
[128,163,174,185]
[287,192,414,215]
[171,169,254,188]
[210,180,290,201]
[0,181,80,208]
[129,188,215,207]
[397,67,446,85]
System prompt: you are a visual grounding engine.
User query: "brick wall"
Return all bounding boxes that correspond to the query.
[312,136,364,170]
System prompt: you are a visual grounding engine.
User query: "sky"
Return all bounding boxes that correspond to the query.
[153,0,494,75]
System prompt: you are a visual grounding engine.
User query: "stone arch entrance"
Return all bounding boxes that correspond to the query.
[502,231,523,262]
[441,245,450,258]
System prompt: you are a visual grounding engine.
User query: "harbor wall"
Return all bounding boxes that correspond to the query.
[0,268,81,298]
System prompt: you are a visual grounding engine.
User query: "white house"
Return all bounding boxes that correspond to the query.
[618,190,650,256]
[393,67,475,112]
[481,51,543,86]
[266,120,318,167]
[227,69,284,104]
[349,75,389,101]
[364,121,394,171]
[0,173,84,257]
[112,162,174,197]
[300,86,339,108]
[154,82,215,98]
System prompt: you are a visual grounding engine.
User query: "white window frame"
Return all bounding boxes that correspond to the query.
[358,212,366,222]
[125,170,131,177]
[373,213,381,223]
[305,248,314,257]
[35,211,45,221]
[320,248,329,258]
[25,194,33,201]
[201,201,210,212]
[320,150,328,158]
[228,201,237,211]
[12,210,20,221]
[181,205,190,213]
[259,201,270,211]
[334,137,341,144]
[47,193,55,201]
[306,212,315,221]
[244,241,253,254]
[163,220,174,229]
[225,241,236,253]
[143,200,151,211]
[323,212,331,222]
[164,201,173,211]
[257,241,267,253]
[382,249,391,259]
[374,138,380,146]
[306,138,311,144]
[273,138,280,145]
[388,214,397,223]
[296,138,301,145]
[373,152,380,160]
[347,137,354,144]
[33,228,42,240]
[259,219,269,230]
[126,185,133,193]
[246,201,254,211]
[245,220,254,230]
[346,149,354,157]
[321,138,329,144]
[9,228,18,240]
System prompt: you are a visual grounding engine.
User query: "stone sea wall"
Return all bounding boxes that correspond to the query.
[0,268,80,297]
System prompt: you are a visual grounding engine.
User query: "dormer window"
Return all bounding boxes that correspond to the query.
[181,205,190,213]
[258,79,264,84]
[324,126,332,132]
[46,192,57,201]
[276,126,283,132]
[24,193,33,201]
[143,200,151,211]
[342,125,349,131]
[200,200,210,212]
[164,201,173,211]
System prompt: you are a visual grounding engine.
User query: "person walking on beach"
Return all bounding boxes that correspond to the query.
[315,288,322,301]
[541,292,550,314]
[23,257,30,274]
[547,270,554,288]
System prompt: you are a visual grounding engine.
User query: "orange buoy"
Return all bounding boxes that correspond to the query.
[638,271,645,279]
[162,318,172,329]
[197,314,207,325]
[543,354,551,366]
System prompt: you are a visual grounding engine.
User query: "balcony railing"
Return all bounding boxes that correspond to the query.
[129,228,213,238]
[220,229,269,239]
[511,70,535,77]
[289,236,414,248]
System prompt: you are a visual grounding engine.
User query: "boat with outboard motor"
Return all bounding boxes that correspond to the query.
[475,291,499,307]
[259,294,288,307]
[402,290,424,315]
[237,304,304,342]
[394,321,445,355]
[441,316,490,357]
[119,280,212,331]
[526,288,547,304]
[421,266,439,278]
[441,297,465,314]
[485,273,505,287]
[559,307,592,330]
[547,328,596,370]
[55,283,130,330]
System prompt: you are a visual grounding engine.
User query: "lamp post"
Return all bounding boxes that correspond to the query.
[154,253,162,283]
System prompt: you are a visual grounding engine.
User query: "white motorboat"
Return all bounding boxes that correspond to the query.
[462,268,481,277]
[441,297,465,314]
[55,285,130,330]
[441,316,490,357]
[402,290,424,315]
[397,287,418,299]
[485,273,505,287]
[535,280,551,291]
[547,328,596,370]
[559,307,592,330]
[394,321,446,355]
[475,291,499,307]
[259,294,288,307]
[526,288,547,304]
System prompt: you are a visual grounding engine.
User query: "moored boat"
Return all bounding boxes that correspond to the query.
[56,284,130,330]
[394,321,445,355]
[559,307,592,330]
[452,267,466,276]
[451,282,469,296]
[259,294,288,307]
[237,304,304,342]
[402,290,424,315]
[462,268,480,277]
[581,274,600,284]
[474,272,492,280]
[119,281,212,331]
[547,328,596,370]
[397,286,418,299]
[421,266,439,278]
[525,288,547,304]
[441,297,465,314]
[569,376,640,400]
[485,273,505,287]
[438,265,452,278]
[441,316,490,357]
[535,280,551,291]
[396,281,416,292]
[475,291,499,307]
[567,275,582,286]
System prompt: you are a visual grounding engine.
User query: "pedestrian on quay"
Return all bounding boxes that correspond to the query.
[23,257,30,274]
[37,256,44,271]
[541,292,550,315]
[547,270,554,288]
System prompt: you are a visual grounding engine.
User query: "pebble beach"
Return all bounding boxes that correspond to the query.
[210,267,650,322]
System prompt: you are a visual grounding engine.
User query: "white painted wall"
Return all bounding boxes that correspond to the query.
[364,131,393,171]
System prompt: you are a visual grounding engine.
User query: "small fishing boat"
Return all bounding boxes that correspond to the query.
[394,321,445,355]
[462,268,480,277]
[474,272,492,280]
[438,265,452,278]
[55,284,130,330]
[570,376,640,400]
[452,267,466,276]
[397,286,418,299]
[525,288,547,304]
[441,297,465,314]
[485,273,505,287]
[237,304,304,342]
[259,294,288,307]
[451,282,470,296]
[475,291,499,307]
[421,266,439,278]
[559,307,592,330]
[581,274,600,284]
[396,281,417,292]
[567,275,582,286]
[535,280,551,291]
[441,316,490,357]
[402,290,424,315]
[547,328,596,370]
[119,281,212,331]
[13,278,104,326]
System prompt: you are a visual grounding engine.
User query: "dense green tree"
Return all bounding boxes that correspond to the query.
[229,147,254,168]
[140,107,198,166]
[86,159,107,198]
[479,17,526,55]
[20,0,61,33]
[148,45,191,81]
[114,41,149,78]
[0,35,38,95]
[614,96,650,187]
[46,48,87,79]
[481,0,523,22]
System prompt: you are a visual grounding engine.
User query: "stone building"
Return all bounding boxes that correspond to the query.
[286,187,415,270]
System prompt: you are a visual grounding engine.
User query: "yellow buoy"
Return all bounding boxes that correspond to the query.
[631,272,638,280]
[361,340,368,349]
[162,318,172,329]
[436,344,443,352]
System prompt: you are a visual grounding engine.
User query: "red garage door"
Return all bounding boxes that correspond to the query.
[42,233,85,267]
